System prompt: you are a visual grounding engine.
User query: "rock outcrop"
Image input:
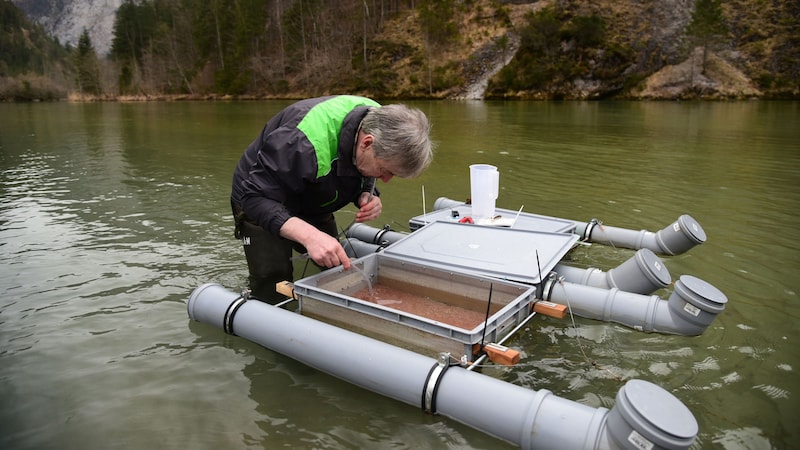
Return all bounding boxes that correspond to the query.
[632,48,762,99]
[455,33,521,100]
[12,0,122,55]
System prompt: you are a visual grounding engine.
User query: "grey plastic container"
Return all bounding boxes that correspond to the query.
[293,252,536,360]
[384,221,579,285]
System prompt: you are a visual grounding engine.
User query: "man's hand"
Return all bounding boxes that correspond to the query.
[304,231,351,269]
[280,217,351,269]
[355,192,382,223]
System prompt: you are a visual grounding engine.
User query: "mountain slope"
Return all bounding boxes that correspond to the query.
[4,0,798,100]
[11,0,122,55]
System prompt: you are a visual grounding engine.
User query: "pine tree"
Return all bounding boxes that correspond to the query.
[74,29,102,95]
[686,0,728,74]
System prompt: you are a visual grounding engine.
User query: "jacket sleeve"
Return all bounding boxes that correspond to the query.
[238,125,318,235]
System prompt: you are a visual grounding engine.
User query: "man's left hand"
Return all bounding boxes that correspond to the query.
[355,192,382,222]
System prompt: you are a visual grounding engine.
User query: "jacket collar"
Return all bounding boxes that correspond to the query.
[338,106,373,177]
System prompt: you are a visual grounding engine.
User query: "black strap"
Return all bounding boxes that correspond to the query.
[421,360,450,414]
[582,218,599,242]
[223,294,248,335]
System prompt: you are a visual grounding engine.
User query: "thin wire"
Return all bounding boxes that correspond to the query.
[390,220,410,231]
[341,226,362,259]
[479,283,494,350]
[421,185,426,223]
[510,205,524,228]
[535,249,542,285]
[558,277,625,382]
[300,257,311,278]
[339,182,376,238]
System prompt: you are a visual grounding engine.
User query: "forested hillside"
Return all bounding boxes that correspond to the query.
[0,0,73,100]
[2,0,798,101]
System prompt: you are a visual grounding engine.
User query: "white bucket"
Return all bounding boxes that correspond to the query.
[469,164,499,220]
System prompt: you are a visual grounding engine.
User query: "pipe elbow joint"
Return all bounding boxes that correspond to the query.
[544,276,726,337]
[655,215,707,255]
[605,380,698,450]
[663,275,727,335]
[433,197,464,211]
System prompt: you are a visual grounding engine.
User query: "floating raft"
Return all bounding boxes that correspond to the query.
[188,196,727,450]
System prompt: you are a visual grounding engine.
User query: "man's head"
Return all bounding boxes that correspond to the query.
[360,104,433,179]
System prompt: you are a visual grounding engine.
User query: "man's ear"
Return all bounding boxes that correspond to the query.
[362,133,374,149]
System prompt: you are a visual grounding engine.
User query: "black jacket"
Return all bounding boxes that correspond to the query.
[231,96,380,235]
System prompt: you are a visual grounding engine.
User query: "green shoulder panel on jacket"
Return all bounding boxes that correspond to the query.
[296,95,381,179]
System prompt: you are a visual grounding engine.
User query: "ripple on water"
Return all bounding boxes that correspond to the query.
[721,371,742,384]
[692,356,721,373]
[752,384,790,400]
[712,427,774,450]
[648,361,681,376]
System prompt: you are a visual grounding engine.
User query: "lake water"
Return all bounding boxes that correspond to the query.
[1,100,798,449]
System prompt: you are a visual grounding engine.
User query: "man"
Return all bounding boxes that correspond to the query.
[231,95,433,302]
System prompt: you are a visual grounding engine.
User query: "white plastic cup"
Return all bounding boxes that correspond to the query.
[469,164,499,219]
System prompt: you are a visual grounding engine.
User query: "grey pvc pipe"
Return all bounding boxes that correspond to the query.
[346,223,408,247]
[433,197,464,211]
[543,275,727,336]
[342,237,382,258]
[554,248,672,295]
[431,197,706,255]
[572,216,707,255]
[187,283,699,449]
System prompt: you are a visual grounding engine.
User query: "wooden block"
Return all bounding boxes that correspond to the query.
[482,342,520,366]
[275,281,295,298]
[533,300,567,319]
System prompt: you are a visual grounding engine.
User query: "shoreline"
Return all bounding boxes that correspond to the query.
[46,92,792,102]
[4,90,794,103]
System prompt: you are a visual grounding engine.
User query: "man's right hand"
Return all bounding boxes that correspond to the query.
[304,230,351,269]
[280,217,351,269]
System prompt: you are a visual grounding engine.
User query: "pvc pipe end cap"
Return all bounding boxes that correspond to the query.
[636,248,672,288]
[607,248,671,294]
[678,215,707,244]
[675,275,728,312]
[656,215,707,255]
[609,379,698,449]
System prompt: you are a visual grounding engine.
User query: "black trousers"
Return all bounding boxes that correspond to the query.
[234,206,338,303]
